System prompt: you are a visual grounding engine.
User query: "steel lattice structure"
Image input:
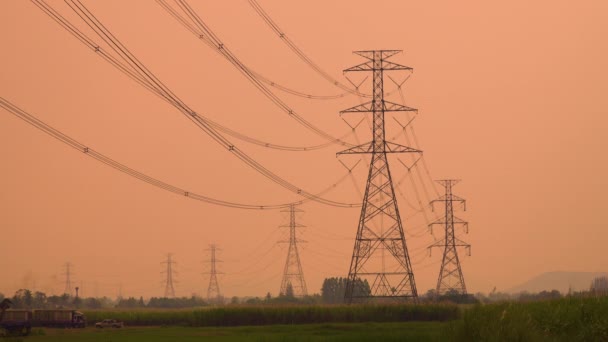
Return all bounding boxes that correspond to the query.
[279,205,308,297]
[205,244,223,303]
[428,180,471,296]
[62,262,73,296]
[341,50,419,303]
[161,253,177,298]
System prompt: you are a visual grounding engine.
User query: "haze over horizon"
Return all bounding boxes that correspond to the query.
[1,1,607,299]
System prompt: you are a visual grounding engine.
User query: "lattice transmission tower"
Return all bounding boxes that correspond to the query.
[205,244,223,303]
[161,253,177,298]
[279,205,307,297]
[341,50,420,303]
[428,180,471,296]
[62,262,74,296]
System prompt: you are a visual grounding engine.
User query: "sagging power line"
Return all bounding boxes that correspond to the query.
[31,0,358,208]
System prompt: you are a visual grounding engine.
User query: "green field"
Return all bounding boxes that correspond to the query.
[445,295,608,341]
[17,322,447,342]
[4,296,608,341]
[82,303,458,327]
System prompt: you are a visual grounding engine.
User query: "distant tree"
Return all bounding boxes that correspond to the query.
[518,290,561,302]
[47,294,71,308]
[321,277,371,304]
[230,296,239,305]
[474,292,488,303]
[245,297,262,305]
[116,297,141,308]
[300,294,323,305]
[33,291,47,308]
[84,297,102,309]
[425,289,437,300]
[321,277,344,304]
[12,289,33,309]
[265,292,272,302]
[138,296,145,307]
[285,283,295,299]
[146,296,206,308]
[438,289,479,304]
[590,276,608,295]
[72,296,81,308]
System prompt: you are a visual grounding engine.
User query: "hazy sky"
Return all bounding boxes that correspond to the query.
[1,1,607,299]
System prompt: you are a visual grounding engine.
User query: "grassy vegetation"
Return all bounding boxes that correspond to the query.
[445,296,608,341]
[83,304,458,327]
[7,296,606,341]
[19,322,447,342]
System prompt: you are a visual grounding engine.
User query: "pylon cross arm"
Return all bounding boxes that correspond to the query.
[337,141,421,155]
[353,50,402,60]
[340,101,417,114]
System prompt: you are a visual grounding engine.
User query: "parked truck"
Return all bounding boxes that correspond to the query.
[1,303,86,336]
[0,301,32,336]
[32,309,86,328]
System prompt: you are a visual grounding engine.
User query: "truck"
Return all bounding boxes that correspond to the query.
[1,301,86,336]
[0,302,32,336]
[32,309,86,328]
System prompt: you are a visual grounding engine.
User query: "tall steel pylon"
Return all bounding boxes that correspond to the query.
[341,50,420,303]
[279,205,308,297]
[205,244,223,303]
[428,180,471,296]
[62,262,73,296]
[161,253,177,298]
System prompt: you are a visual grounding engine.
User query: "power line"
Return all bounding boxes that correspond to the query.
[0,97,353,210]
[33,0,358,208]
[247,0,403,99]
[247,0,360,96]
[33,0,346,153]
[156,0,349,101]
[159,0,358,147]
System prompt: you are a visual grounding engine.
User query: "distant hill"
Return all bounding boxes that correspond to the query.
[507,271,608,294]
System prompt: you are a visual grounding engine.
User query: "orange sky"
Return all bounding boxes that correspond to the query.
[1,1,607,299]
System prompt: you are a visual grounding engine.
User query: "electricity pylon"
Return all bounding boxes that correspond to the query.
[161,253,177,298]
[340,50,420,303]
[62,262,74,296]
[205,244,223,303]
[428,180,471,296]
[279,205,307,297]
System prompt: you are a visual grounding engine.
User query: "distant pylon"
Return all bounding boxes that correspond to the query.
[279,205,308,297]
[428,180,471,296]
[205,244,223,303]
[341,50,420,303]
[62,262,74,296]
[161,253,177,298]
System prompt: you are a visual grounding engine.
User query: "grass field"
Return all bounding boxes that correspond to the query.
[15,322,447,342]
[82,304,458,327]
[445,296,608,341]
[5,296,607,341]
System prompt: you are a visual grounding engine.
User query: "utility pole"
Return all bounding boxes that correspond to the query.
[161,253,177,298]
[279,205,307,297]
[428,180,471,296]
[62,262,74,297]
[205,244,223,304]
[340,50,420,303]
